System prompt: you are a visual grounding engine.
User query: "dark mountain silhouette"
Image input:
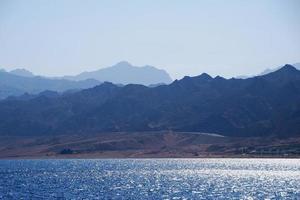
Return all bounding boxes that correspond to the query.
[63,61,173,85]
[0,64,299,138]
[0,71,101,99]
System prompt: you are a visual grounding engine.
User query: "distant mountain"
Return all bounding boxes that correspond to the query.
[9,68,35,77]
[63,61,173,85]
[0,64,299,138]
[0,71,101,99]
[0,62,172,98]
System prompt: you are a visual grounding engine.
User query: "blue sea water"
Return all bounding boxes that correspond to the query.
[0,159,299,200]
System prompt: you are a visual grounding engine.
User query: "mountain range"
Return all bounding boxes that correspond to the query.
[0,62,172,99]
[0,64,299,138]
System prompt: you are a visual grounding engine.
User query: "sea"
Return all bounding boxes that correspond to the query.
[0,159,299,199]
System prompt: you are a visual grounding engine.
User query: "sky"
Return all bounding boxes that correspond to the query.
[0,0,299,79]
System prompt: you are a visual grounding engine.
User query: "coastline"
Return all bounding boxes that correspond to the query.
[1,153,300,160]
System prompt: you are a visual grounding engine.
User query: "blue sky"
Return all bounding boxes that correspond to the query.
[0,0,299,79]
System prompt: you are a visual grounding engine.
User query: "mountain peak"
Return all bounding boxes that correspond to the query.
[266,64,298,77]
[196,73,212,80]
[114,61,132,68]
[278,64,298,72]
[261,64,300,83]
[71,61,172,85]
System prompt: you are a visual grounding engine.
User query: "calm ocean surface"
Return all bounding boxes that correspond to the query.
[0,159,299,200]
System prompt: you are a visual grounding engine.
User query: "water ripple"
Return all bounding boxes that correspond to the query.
[0,159,299,199]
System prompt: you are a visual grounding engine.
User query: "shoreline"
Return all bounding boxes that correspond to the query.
[1,154,300,160]
[1,132,300,160]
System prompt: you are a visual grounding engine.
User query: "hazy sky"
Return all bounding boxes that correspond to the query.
[0,0,299,79]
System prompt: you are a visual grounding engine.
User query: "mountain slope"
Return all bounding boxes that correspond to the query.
[63,61,173,85]
[0,64,299,138]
